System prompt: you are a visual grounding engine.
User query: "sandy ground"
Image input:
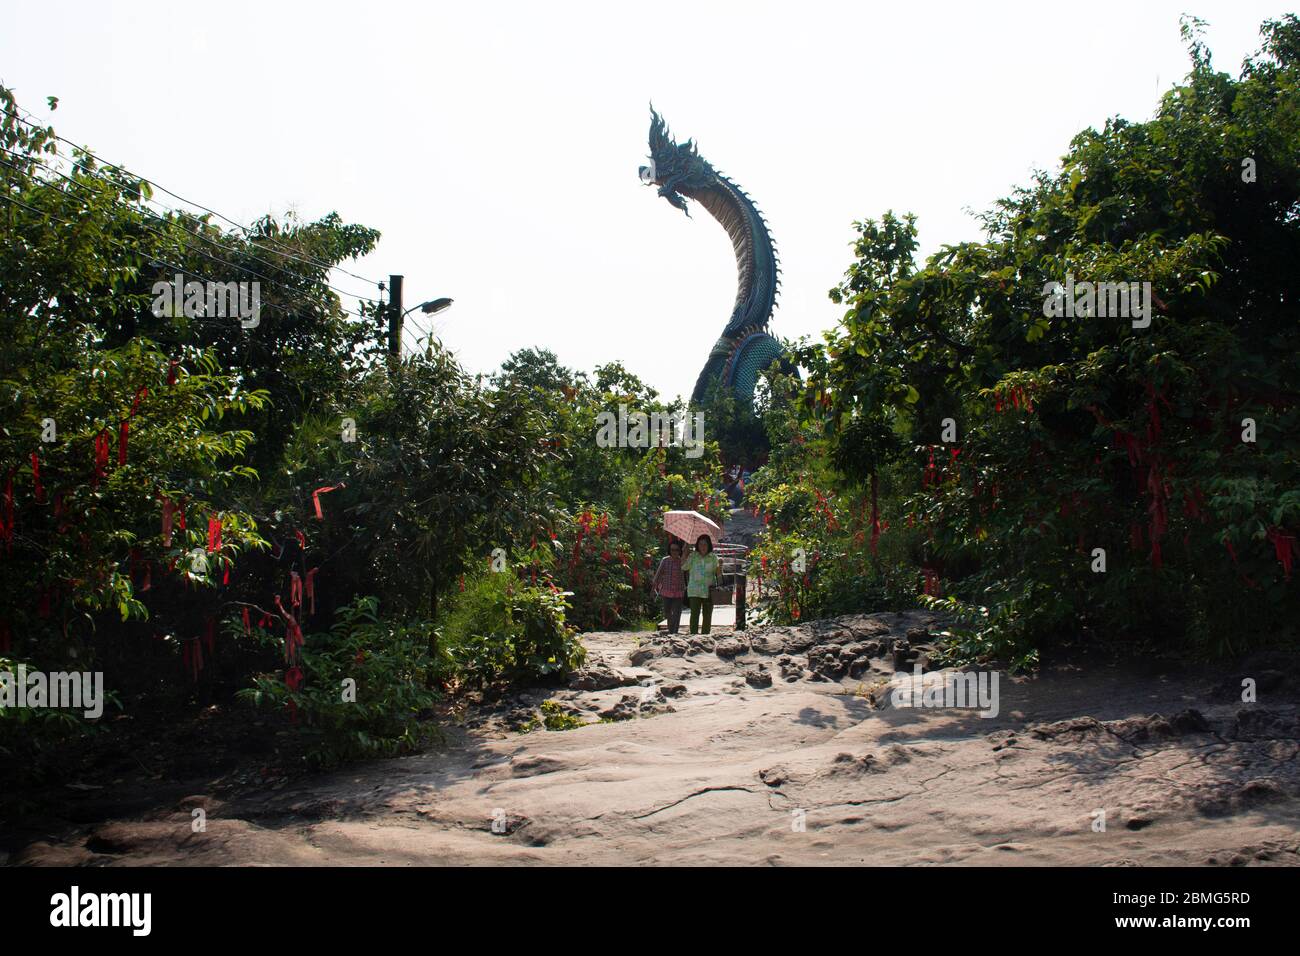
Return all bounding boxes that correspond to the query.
[12,610,1300,866]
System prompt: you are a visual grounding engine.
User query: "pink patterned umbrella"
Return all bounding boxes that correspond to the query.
[663,510,724,548]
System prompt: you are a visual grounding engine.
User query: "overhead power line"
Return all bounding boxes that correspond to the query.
[0,145,380,324]
[0,141,379,306]
[1,187,424,358]
[3,104,384,290]
[2,106,431,359]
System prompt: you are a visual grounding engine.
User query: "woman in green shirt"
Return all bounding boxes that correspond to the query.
[681,534,722,635]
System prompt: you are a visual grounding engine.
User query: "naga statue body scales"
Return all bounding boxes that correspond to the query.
[640,109,786,405]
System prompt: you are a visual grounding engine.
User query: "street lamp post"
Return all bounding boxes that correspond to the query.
[388,274,453,360]
[406,297,454,357]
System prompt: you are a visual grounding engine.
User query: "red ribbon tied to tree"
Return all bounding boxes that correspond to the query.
[30,453,44,504]
[207,515,223,554]
[182,638,204,681]
[118,386,149,467]
[274,596,305,664]
[923,446,937,488]
[0,470,14,553]
[1223,533,1259,588]
[284,666,305,725]
[311,484,344,520]
[93,429,111,486]
[1267,527,1296,581]
[870,474,881,555]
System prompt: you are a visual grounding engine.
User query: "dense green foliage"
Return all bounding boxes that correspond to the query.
[491,348,726,632]
[7,16,1295,777]
[750,17,1300,665]
[237,598,439,768]
[0,92,725,770]
[437,572,583,688]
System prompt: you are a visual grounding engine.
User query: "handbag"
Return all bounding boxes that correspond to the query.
[709,584,733,605]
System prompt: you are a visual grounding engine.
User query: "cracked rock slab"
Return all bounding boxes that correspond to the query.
[13,612,1300,867]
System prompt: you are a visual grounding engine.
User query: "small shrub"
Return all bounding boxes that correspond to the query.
[237,597,439,768]
[439,572,585,687]
[540,700,584,731]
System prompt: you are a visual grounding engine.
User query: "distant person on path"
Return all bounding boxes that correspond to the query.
[653,539,686,634]
[682,534,722,635]
[724,464,743,505]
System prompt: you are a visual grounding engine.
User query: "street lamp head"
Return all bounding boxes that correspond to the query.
[402,297,454,319]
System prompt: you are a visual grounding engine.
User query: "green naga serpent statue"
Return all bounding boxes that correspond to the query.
[640,109,787,405]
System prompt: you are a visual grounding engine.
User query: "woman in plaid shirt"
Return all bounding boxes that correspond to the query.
[653,540,687,634]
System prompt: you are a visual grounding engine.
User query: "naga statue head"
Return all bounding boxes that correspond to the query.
[639,107,715,216]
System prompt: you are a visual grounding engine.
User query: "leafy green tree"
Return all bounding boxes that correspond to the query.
[299,346,559,650]
[1,90,275,746]
[494,346,587,395]
[782,16,1300,659]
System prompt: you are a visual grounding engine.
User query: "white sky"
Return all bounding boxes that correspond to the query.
[1,1,1288,400]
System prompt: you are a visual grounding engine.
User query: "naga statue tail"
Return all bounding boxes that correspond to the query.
[723,330,788,402]
[691,331,788,404]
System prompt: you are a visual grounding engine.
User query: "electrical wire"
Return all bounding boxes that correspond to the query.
[3,104,384,289]
[2,113,427,358]
[0,142,379,307]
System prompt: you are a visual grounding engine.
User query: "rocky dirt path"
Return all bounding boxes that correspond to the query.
[14,612,1300,866]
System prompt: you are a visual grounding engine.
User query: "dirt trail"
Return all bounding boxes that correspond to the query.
[13,610,1300,866]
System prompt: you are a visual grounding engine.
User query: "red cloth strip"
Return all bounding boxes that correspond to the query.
[161,495,175,546]
[312,484,343,519]
[93,430,111,485]
[274,596,305,663]
[1268,527,1296,581]
[870,474,881,554]
[30,453,44,503]
[0,470,14,552]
